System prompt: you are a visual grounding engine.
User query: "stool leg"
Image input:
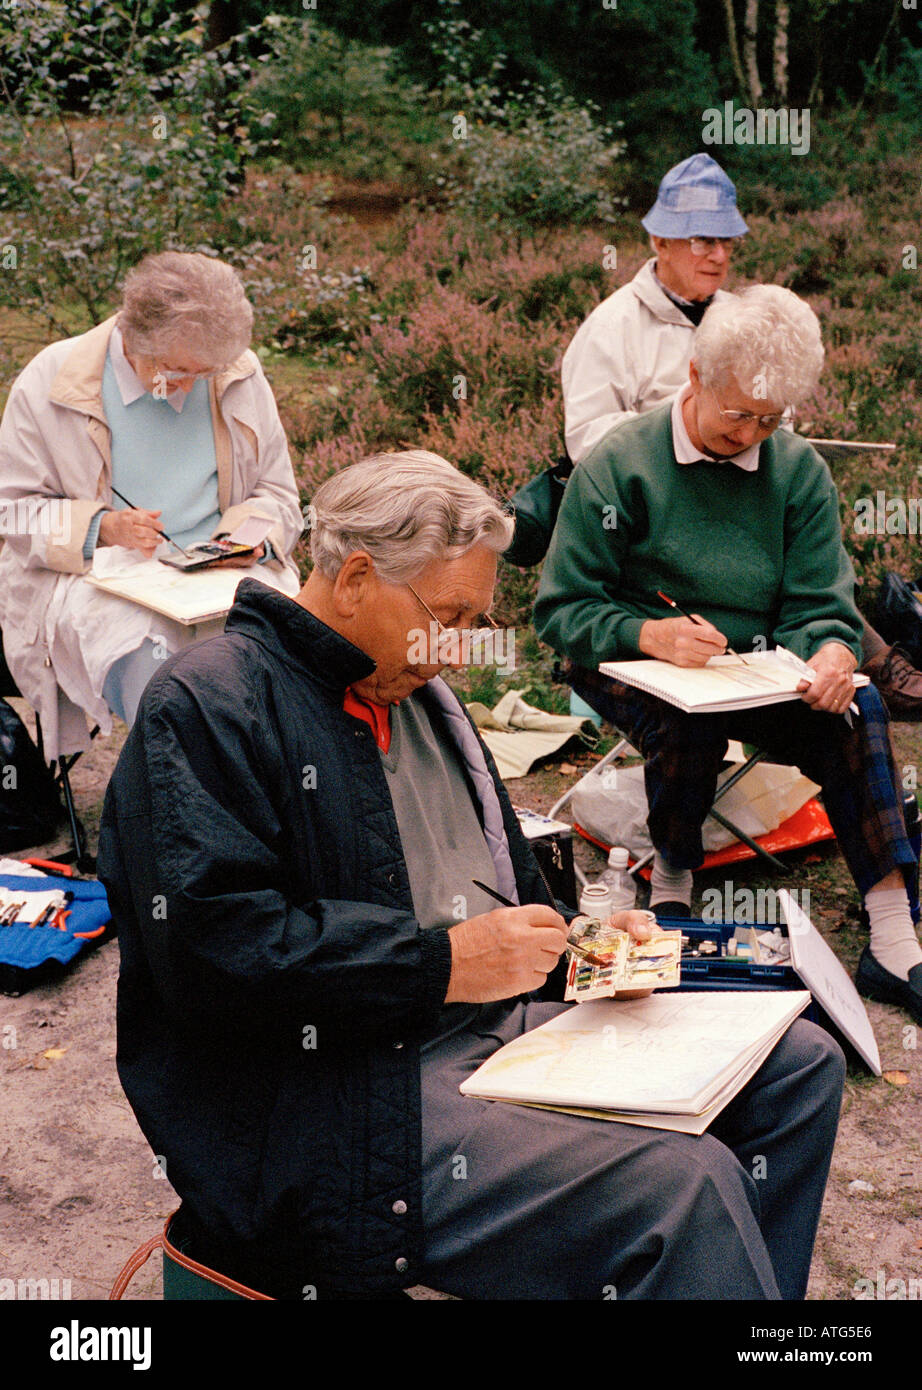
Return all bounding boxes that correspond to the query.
[705,806,788,872]
[708,750,789,873]
[547,739,631,820]
[55,754,87,867]
[38,712,97,873]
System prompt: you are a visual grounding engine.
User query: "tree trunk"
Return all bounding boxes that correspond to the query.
[207,0,241,51]
[773,0,789,103]
[722,0,750,102]
[742,0,763,106]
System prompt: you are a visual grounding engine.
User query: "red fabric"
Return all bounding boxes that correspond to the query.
[573,797,835,878]
[343,688,391,753]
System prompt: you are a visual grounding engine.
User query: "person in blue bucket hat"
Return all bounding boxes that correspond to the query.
[562,153,746,464]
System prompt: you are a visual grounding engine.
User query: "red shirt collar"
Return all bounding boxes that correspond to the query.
[343,687,392,753]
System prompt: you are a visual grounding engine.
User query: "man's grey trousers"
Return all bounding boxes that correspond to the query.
[419,1001,845,1300]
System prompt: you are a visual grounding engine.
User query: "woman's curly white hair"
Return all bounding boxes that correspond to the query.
[693,283,824,407]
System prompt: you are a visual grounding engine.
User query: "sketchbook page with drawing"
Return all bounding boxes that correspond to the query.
[459,991,811,1134]
[599,649,868,714]
[86,550,298,625]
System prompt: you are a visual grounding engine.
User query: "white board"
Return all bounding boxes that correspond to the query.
[779,888,882,1076]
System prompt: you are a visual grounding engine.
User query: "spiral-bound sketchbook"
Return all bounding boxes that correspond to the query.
[599,649,868,714]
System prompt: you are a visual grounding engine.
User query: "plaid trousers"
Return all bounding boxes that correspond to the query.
[569,665,916,899]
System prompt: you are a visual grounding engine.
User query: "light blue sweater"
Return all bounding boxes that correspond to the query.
[97,354,221,552]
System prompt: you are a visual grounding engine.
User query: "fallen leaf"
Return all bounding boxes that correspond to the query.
[42,1047,68,1061]
[9,1050,52,1071]
[559,763,577,775]
[883,1070,910,1086]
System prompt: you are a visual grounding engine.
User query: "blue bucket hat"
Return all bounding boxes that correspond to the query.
[641,154,748,239]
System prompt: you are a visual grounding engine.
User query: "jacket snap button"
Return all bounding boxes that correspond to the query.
[392,1199,407,1216]
[395,1257,409,1273]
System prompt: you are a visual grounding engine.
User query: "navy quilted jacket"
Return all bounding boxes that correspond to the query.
[98,581,564,1297]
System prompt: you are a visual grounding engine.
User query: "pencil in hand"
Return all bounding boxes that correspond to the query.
[656,590,749,664]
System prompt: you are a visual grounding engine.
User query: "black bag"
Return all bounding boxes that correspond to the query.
[873,572,922,669]
[0,699,65,852]
[503,455,574,568]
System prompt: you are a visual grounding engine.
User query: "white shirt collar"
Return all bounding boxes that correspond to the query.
[108,322,189,414]
[670,382,760,472]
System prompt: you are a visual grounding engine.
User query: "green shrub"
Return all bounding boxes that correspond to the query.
[246,15,448,185]
[0,1,270,334]
[445,86,624,244]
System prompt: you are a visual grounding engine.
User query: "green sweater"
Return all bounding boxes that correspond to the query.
[534,403,863,669]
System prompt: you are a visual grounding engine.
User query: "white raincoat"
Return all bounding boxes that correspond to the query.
[561,258,733,463]
[0,316,303,758]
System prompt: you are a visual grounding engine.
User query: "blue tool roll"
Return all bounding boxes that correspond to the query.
[0,872,111,979]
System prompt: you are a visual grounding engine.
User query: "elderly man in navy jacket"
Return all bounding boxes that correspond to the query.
[98,450,844,1301]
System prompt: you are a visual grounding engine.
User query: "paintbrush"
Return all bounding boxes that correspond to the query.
[471,878,610,968]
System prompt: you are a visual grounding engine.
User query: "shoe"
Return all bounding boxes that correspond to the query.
[855,945,922,1024]
[649,900,692,919]
[860,644,922,721]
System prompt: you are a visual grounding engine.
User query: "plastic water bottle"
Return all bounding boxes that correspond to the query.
[596,846,636,912]
[578,882,614,921]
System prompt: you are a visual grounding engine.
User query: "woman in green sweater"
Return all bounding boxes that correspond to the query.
[535,286,922,1024]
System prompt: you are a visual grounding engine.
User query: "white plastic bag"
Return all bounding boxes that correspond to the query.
[570,759,819,856]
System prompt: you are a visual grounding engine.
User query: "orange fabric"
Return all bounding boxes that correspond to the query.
[343,688,392,753]
[574,797,835,879]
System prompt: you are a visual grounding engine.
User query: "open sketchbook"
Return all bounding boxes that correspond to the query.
[599,648,868,714]
[86,553,298,625]
[460,991,811,1135]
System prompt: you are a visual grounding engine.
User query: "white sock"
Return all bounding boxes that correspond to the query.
[864,886,922,981]
[649,854,693,909]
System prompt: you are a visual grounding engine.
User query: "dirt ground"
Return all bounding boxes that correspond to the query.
[1,702,920,1303]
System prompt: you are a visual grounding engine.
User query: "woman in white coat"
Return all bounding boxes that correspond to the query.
[0,251,303,758]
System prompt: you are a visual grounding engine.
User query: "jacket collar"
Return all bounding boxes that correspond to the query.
[48,317,118,423]
[630,257,704,328]
[224,580,377,691]
[48,314,256,420]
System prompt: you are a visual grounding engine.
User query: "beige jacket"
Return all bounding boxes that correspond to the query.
[561,258,734,462]
[0,316,303,757]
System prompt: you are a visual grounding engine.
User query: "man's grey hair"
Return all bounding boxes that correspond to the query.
[692,283,824,407]
[119,251,254,367]
[309,450,514,584]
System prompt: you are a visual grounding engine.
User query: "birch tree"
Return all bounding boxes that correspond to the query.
[773,0,789,102]
[742,0,763,104]
[721,0,750,101]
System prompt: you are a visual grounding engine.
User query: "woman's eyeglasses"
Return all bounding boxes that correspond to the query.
[710,388,788,432]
